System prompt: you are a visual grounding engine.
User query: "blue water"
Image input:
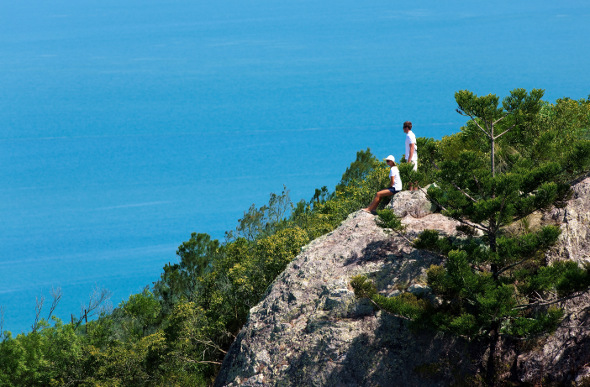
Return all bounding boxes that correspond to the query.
[1,1,589,334]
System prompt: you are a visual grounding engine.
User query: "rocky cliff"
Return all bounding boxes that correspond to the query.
[215,177,590,386]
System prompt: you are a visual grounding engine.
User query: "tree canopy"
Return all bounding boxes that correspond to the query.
[353,89,590,384]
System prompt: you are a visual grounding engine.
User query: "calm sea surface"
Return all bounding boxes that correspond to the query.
[1,0,589,333]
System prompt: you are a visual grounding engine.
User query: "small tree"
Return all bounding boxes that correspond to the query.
[455,88,545,177]
[353,89,590,385]
[336,148,381,191]
[154,232,221,312]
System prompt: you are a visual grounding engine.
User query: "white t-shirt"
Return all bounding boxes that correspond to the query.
[390,166,402,191]
[405,131,418,162]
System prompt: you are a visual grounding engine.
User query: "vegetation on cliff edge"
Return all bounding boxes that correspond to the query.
[2,91,589,386]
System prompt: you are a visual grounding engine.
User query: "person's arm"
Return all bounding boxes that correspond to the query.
[408,143,415,163]
[390,174,395,187]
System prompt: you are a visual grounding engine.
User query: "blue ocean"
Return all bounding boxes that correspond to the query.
[1,0,589,334]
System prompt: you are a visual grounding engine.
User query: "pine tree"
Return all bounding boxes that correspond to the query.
[353,89,590,385]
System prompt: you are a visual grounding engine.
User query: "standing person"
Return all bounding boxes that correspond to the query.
[403,121,418,190]
[363,155,402,213]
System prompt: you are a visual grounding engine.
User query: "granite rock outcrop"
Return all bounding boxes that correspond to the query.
[215,177,590,386]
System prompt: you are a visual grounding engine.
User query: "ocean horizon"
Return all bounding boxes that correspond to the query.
[2,0,589,334]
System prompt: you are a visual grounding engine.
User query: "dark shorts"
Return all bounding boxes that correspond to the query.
[387,187,398,194]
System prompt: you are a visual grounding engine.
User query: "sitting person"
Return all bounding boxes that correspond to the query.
[363,155,402,213]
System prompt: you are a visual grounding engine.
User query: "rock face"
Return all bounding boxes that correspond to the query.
[215,177,590,386]
[215,211,469,386]
[545,176,590,264]
[386,188,437,219]
[516,176,590,384]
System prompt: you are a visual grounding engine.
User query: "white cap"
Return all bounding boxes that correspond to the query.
[384,155,395,162]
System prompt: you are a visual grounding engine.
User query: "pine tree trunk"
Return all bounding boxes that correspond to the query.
[489,221,499,279]
[491,135,496,177]
[486,322,500,386]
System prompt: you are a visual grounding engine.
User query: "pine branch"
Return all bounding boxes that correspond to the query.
[513,290,589,310]
[449,181,477,203]
[492,115,508,126]
[496,258,531,277]
[494,123,517,140]
[456,109,491,138]
[475,118,491,138]
[420,185,488,233]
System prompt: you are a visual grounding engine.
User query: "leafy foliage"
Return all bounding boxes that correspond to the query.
[336,148,382,191]
[225,186,293,242]
[352,89,590,383]
[375,209,403,231]
[0,146,393,386]
[3,93,590,385]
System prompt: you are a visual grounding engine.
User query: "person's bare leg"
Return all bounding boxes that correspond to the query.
[363,196,381,212]
[411,162,418,190]
[363,189,393,212]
